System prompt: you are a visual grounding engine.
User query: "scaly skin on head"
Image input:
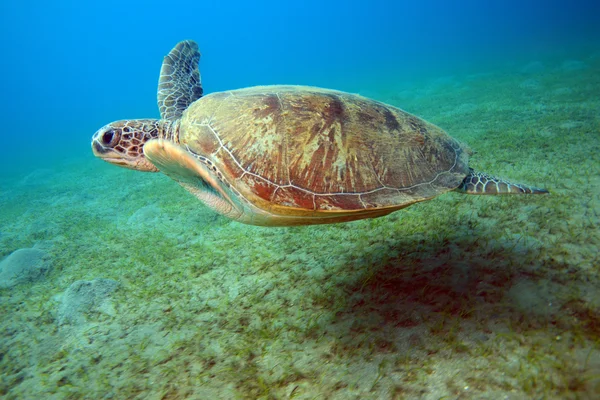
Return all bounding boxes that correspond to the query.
[91,119,180,171]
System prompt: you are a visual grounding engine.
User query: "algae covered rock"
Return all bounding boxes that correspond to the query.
[57,278,120,326]
[0,248,51,288]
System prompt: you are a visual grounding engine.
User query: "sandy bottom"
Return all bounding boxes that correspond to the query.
[1,57,599,399]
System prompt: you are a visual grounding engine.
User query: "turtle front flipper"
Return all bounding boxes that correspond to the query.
[157,40,203,120]
[457,168,549,195]
[144,139,242,219]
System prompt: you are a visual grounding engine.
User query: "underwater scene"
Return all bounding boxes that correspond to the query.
[1,0,599,398]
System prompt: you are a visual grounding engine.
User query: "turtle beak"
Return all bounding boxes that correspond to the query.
[91,136,123,162]
[91,138,108,155]
[91,136,128,167]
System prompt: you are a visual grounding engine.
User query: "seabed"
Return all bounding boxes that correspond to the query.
[1,57,599,399]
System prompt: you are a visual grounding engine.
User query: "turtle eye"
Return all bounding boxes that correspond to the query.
[101,129,118,146]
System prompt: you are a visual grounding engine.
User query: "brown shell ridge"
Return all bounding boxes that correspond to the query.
[231,138,464,198]
[206,92,234,124]
[227,89,293,187]
[193,118,464,212]
[274,92,291,187]
[186,87,469,214]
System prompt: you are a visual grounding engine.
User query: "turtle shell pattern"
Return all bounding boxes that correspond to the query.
[178,85,469,216]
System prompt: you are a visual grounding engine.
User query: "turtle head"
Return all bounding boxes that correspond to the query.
[92,119,161,171]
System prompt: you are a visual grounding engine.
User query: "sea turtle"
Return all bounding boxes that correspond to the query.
[92,40,547,226]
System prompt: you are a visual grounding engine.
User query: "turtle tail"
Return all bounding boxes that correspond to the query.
[456,168,549,195]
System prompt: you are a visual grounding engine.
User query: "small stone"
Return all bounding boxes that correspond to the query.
[57,278,119,326]
[0,248,51,288]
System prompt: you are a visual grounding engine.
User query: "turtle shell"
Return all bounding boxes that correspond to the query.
[179,85,469,221]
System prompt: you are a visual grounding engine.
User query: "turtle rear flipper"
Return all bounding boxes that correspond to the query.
[457,169,549,195]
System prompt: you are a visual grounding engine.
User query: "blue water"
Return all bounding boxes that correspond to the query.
[1,0,598,174]
[2,2,600,398]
